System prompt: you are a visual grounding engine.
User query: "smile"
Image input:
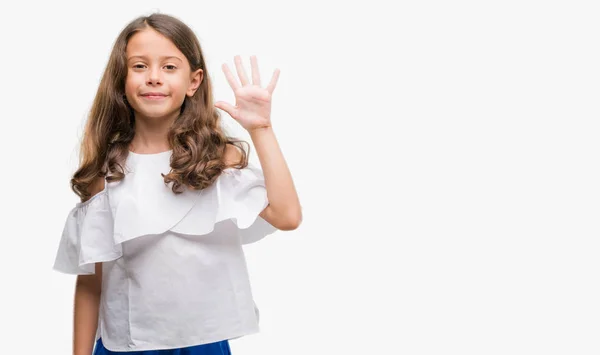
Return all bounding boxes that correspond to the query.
[141,95,168,100]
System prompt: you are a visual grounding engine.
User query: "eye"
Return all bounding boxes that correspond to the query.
[165,65,177,70]
[132,64,146,69]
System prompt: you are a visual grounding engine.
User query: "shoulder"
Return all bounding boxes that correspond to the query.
[81,176,106,204]
[223,143,244,167]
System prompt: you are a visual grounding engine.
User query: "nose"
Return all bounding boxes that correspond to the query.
[147,67,162,85]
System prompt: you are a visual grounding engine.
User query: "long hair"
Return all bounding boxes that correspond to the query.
[71,13,248,202]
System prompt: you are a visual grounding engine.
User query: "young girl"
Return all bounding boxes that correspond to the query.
[52,13,301,355]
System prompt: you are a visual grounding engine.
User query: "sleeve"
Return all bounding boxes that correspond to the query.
[169,162,279,244]
[224,163,279,244]
[52,190,122,275]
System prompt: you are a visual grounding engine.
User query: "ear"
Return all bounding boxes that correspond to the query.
[187,68,204,97]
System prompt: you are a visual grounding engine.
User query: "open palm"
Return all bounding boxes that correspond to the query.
[214,55,280,132]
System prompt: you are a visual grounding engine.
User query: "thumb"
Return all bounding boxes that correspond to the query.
[215,101,236,115]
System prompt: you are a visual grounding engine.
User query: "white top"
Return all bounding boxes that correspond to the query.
[52,150,277,352]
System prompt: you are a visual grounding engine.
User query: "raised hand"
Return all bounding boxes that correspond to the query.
[214,55,280,132]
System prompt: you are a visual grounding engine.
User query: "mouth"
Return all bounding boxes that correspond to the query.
[140,93,168,100]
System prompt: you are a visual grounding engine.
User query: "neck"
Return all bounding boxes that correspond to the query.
[129,111,179,153]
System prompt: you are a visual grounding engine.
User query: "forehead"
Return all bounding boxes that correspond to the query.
[126,28,186,62]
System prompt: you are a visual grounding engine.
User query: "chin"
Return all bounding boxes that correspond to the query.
[133,107,180,120]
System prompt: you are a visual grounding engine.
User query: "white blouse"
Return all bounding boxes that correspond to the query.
[52,150,277,352]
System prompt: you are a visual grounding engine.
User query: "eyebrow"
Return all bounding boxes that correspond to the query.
[127,55,183,62]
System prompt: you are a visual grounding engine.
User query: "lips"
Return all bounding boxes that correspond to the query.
[141,92,167,97]
[140,92,168,101]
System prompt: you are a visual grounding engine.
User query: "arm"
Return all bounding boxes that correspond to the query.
[217,56,301,230]
[73,177,105,355]
[225,131,301,231]
[73,263,102,355]
[234,127,302,230]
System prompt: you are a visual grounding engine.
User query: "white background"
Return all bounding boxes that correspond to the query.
[0,0,599,354]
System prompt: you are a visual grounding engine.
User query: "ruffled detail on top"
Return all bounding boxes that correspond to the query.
[53,152,277,275]
[171,164,277,244]
[52,186,122,275]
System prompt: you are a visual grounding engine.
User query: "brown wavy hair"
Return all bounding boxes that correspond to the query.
[70,13,249,202]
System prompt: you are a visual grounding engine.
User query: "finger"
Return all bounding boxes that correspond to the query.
[266,68,280,95]
[250,55,261,87]
[234,55,250,86]
[215,101,237,116]
[222,63,241,90]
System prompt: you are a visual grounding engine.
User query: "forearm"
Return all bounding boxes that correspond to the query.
[73,281,101,355]
[250,126,302,229]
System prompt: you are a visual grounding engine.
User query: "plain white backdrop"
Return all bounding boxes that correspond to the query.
[0,0,599,354]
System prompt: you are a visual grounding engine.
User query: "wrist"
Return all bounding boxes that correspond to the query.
[249,125,273,137]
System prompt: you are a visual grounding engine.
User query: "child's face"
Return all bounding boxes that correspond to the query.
[124,28,203,121]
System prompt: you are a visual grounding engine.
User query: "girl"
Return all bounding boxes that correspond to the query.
[52,13,302,355]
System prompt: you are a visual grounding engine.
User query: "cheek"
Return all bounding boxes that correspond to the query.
[172,77,191,97]
[124,75,139,96]
[174,76,190,90]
